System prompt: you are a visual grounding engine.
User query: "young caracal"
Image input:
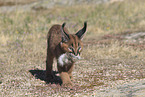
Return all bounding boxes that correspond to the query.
[46,22,87,86]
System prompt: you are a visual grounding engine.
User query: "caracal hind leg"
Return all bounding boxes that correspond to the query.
[68,73,74,81]
[60,72,73,87]
[46,51,54,80]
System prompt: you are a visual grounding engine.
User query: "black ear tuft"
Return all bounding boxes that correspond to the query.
[61,22,70,42]
[62,22,66,29]
[75,21,87,40]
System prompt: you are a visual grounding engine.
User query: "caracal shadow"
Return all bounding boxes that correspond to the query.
[29,69,62,85]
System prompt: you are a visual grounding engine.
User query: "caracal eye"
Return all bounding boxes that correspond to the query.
[78,43,80,46]
[68,43,74,52]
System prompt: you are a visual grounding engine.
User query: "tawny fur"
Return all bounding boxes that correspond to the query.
[46,22,87,87]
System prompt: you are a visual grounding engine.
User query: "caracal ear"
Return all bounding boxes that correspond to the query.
[61,22,70,42]
[75,21,87,40]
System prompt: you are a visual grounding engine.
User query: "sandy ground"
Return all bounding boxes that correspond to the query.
[0,0,144,96]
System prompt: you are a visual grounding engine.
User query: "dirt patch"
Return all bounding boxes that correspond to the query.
[0,0,115,13]
[103,80,145,96]
[123,32,145,43]
[99,31,145,50]
[0,0,37,6]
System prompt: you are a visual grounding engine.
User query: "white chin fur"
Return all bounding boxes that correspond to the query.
[58,53,81,66]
